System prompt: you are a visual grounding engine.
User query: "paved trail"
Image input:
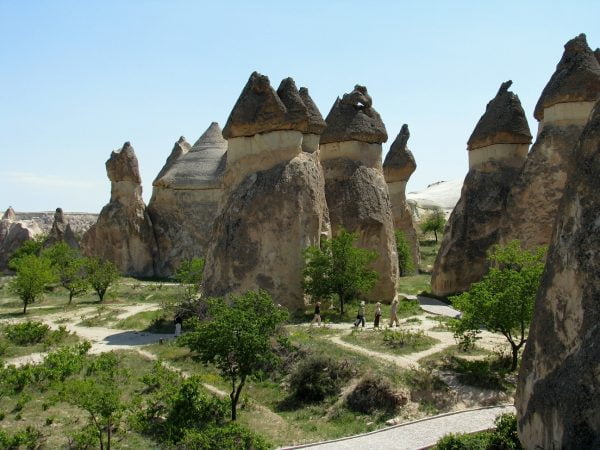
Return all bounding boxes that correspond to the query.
[283,405,515,449]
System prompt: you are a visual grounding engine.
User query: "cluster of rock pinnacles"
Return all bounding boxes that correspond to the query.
[81,73,420,308]
[77,33,600,447]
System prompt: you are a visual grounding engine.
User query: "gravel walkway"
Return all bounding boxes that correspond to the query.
[418,295,461,318]
[283,405,515,449]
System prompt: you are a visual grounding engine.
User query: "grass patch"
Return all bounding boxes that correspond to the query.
[115,309,174,333]
[418,239,441,271]
[398,274,431,295]
[77,307,120,327]
[342,328,439,356]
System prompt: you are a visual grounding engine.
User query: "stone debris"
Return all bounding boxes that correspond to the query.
[432,81,531,296]
[320,85,398,302]
[516,100,600,450]
[203,72,330,311]
[148,123,227,276]
[81,142,157,277]
[383,124,420,272]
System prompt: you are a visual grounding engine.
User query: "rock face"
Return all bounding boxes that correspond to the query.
[431,81,532,296]
[203,73,329,311]
[148,123,227,277]
[45,207,80,249]
[516,101,600,450]
[320,86,398,302]
[500,34,600,250]
[81,142,157,277]
[0,207,42,272]
[383,124,420,273]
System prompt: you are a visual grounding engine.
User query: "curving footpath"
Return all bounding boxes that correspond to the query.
[282,405,515,450]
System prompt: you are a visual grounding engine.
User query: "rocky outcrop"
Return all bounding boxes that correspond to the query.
[500,34,600,250]
[0,207,43,271]
[203,73,329,311]
[320,85,398,302]
[431,81,532,296]
[81,142,157,277]
[45,207,79,249]
[148,123,227,277]
[383,124,420,273]
[516,101,600,450]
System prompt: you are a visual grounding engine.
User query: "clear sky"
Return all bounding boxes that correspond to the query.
[1,1,598,212]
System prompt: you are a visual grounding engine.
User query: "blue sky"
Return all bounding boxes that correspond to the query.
[1,1,599,212]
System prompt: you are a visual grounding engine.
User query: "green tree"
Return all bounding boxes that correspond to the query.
[62,352,128,450]
[175,257,205,297]
[394,230,414,276]
[303,229,378,314]
[43,243,89,304]
[179,290,288,421]
[8,235,47,270]
[420,207,446,243]
[86,258,119,302]
[451,241,546,371]
[9,254,56,314]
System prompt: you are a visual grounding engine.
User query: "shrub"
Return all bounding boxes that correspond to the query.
[180,423,270,450]
[433,413,522,450]
[0,426,43,449]
[434,431,491,449]
[4,321,50,345]
[346,374,407,414]
[382,328,427,349]
[289,354,354,402]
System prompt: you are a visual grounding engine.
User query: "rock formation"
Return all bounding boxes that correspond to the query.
[81,142,157,277]
[516,101,600,449]
[319,85,398,302]
[431,81,532,296]
[0,207,42,271]
[148,123,227,276]
[499,33,600,250]
[383,124,420,273]
[203,72,329,311]
[45,207,80,249]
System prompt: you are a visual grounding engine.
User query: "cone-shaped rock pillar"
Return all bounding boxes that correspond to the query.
[431,81,532,296]
[45,207,80,249]
[203,72,330,311]
[516,101,600,449]
[81,142,157,277]
[500,34,600,250]
[148,123,227,276]
[383,124,420,273]
[319,85,399,302]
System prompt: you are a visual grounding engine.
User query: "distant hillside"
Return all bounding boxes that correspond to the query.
[14,211,98,235]
[406,179,463,222]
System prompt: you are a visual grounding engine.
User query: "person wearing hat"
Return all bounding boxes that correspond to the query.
[374,302,382,329]
[354,301,366,328]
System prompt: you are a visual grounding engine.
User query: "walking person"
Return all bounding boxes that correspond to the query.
[354,301,366,328]
[311,301,322,327]
[389,297,400,327]
[174,314,183,337]
[374,302,382,329]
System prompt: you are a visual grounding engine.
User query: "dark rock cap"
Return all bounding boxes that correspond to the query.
[534,34,600,121]
[106,142,142,184]
[320,85,388,144]
[383,124,417,181]
[223,72,324,138]
[54,207,65,223]
[299,87,326,135]
[467,81,532,150]
[153,136,191,184]
[2,207,16,221]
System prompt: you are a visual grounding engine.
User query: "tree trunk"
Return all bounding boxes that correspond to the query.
[107,421,111,450]
[434,230,438,243]
[510,342,519,371]
[69,291,73,305]
[339,292,345,315]
[23,300,28,314]
[231,377,246,421]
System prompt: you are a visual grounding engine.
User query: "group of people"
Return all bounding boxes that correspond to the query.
[310,297,402,328]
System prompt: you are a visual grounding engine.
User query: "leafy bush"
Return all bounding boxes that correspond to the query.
[180,423,270,450]
[0,426,43,449]
[433,413,522,450]
[395,230,414,276]
[289,354,354,402]
[382,328,428,349]
[38,341,91,383]
[346,374,407,414]
[4,321,50,345]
